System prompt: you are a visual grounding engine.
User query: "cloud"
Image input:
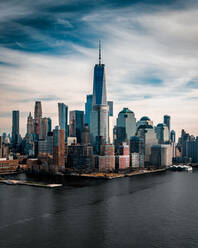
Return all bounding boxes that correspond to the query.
[1,0,198,137]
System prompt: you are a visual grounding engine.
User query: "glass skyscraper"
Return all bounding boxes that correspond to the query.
[12,110,20,147]
[85,94,93,126]
[90,41,109,150]
[69,110,84,144]
[58,103,68,142]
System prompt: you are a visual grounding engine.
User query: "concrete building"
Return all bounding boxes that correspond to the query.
[150,144,172,167]
[130,153,144,169]
[67,144,93,170]
[164,115,170,131]
[40,117,49,140]
[116,108,136,146]
[81,124,90,145]
[186,137,198,162]
[130,136,145,168]
[53,126,65,171]
[93,144,115,171]
[115,143,130,170]
[136,116,158,165]
[155,123,170,144]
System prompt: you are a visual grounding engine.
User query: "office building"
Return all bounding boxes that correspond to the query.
[58,103,68,141]
[136,116,158,164]
[53,126,65,171]
[155,123,170,144]
[48,118,52,133]
[67,144,93,170]
[116,108,136,145]
[170,130,176,143]
[27,112,34,135]
[85,94,93,126]
[164,115,170,131]
[69,110,84,144]
[93,144,115,171]
[107,101,113,116]
[90,41,109,150]
[150,144,172,167]
[12,110,20,147]
[34,101,42,139]
[39,117,49,140]
[115,143,130,170]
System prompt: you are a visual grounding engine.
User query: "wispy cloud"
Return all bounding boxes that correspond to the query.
[0,0,198,137]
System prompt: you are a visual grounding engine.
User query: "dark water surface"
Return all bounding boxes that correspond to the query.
[0,170,198,248]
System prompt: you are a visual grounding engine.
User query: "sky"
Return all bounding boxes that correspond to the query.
[0,0,198,138]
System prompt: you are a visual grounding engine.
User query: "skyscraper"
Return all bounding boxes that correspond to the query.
[90,41,109,150]
[155,123,170,144]
[39,117,49,139]
[34,101,42,139]
[48,118,52,133]
[53,126,65,171]
[85,94,93,126]
[69,110,84,144]
[12,110,20,147]
[107,101,113,117]
[116,108,136,145]
[170,130,176,143]
[164,115,170,131]
[58,103,68,142]
[27,112,34,135]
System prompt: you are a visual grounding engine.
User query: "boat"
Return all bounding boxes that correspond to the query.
[169,165,193,172]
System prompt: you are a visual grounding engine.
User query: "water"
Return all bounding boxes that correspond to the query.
[0,170,198,248]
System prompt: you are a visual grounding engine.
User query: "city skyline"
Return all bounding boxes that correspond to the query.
[0,0,198,137]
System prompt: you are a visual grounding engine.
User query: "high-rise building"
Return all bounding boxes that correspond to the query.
[81,124,90,145]
[27,112,34,135]
[34,101,42,139]
[48,118,52,133]
[85,94,93,126]
[53,126,65,171]
[69,110,84,144]
[155,123,170,144]
[136,116,158,164]
[116,108,136,145]
[40,117,49,140]
[90,41,109,150]
[170,130,176,143]
[107,101,113,116]
[150,144,172,167]
[164,115,170,131]
[58,103,68,141]
[12,110,20,147]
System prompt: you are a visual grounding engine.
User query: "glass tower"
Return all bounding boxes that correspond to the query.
[12,110,20,146]
[85,94,93,126]
[90,41,109,149]
[58,103,68,142]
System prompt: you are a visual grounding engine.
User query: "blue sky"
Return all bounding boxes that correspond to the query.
[0,0,198,137]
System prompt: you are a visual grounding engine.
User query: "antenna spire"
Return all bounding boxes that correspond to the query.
[99,40,101,65]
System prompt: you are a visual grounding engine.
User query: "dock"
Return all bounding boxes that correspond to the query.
[65,168,167,179]
[0,179,63,188]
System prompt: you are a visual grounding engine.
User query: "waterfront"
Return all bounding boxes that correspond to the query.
[0,170,198,248]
